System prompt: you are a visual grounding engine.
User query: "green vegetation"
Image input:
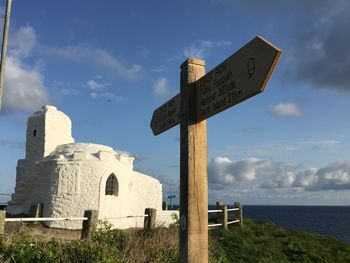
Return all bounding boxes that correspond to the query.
[209,220,350,263]
[0,219,349,262]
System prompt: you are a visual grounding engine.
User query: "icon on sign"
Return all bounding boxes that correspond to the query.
[181,215,187,231]
[247,57,255,78]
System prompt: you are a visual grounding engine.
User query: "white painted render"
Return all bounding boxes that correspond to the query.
[6,105,178,229]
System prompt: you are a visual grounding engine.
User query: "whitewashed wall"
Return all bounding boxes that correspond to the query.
[6,105,176,229]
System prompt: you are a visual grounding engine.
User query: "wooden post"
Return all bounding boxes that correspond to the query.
[151,37,280,262]
[234,202,243,225]
[0,210,5,234]
[180,58,208,263]
[216,202,227,230]
[216,201,223,223]
[144,208,157,230]
[223,205,228,230]
[81,210,98,240]
[162,201,168,210]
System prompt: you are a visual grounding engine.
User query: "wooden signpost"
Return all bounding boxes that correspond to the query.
[150,93,181,135]
[151,36,281,262]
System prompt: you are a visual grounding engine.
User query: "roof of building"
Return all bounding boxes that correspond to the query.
[42,143,134,164]
[54,143,114,155]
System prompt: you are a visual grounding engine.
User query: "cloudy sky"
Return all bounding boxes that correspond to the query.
[1,0,350,205]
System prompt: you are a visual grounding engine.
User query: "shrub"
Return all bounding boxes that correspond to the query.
[169,213,180,228]
[1,219,349,262]
[91,220,130,250]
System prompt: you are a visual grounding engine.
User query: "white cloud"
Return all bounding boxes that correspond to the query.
[293,168,318,188]
[209,156,350,192]
[219,0,350,91]
[0,25,49,113]
[3,56,49,112]
[305,162,350,190]
[43,46,139,80]
[132,64,142,73]
[89,92,125,102]
[183,46,205,59]
[86,79,110,92]
[261,171,296,189]
[153,77,170,98]
[85,79,124,102]
[285,1,350,91]
[209,157,275,185]
[10,26,36,58]
[169,40,232,62]
[269,102,302,117]
[183,40,231,59]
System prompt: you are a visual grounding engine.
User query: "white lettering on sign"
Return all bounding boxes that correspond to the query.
[150,36,281,135]
[150,94,181,135]
[195,36,281,122]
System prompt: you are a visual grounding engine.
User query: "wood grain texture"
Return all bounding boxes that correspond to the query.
[180,58,208,263]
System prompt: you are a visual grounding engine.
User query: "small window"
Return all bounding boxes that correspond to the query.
[105,174,118,196]
[33,130,37,137]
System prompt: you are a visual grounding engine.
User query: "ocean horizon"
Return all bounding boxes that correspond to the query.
[168,204,350,244]
[242,205,350,244]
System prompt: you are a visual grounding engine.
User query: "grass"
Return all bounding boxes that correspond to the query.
[0,219,349,262]
[209,220,350,263]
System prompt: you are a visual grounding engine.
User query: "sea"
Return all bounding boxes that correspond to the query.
[242,205,350,244]
[171,205,350,244]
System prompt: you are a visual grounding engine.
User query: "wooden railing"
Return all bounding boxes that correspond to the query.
[0,202,242,239]
[208,202,243,230]
[4,217,88,222]
[0,209,153,240]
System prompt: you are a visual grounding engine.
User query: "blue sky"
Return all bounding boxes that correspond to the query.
[1,0,350,205]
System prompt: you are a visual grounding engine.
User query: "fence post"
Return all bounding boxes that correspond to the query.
[0,210,5,234]
[216,202,227,230]
[222,205,228,230]
[216,201,222,223]
[234,202,243,225]
[144,208,157,230]
[162,201,168,210]
[81,210,98,240]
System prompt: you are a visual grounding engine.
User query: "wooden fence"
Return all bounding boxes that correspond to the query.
[0,202,243,239]
[0,209,152,240]
[208,202,243,230]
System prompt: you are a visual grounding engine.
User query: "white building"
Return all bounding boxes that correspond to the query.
[6,105,176,229]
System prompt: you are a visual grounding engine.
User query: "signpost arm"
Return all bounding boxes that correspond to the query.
[180,58,208,263]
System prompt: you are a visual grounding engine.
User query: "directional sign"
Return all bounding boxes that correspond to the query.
[150,36,281,263]
[150,94,180,135]
[150,36,281,135]
[195,36,281,122]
